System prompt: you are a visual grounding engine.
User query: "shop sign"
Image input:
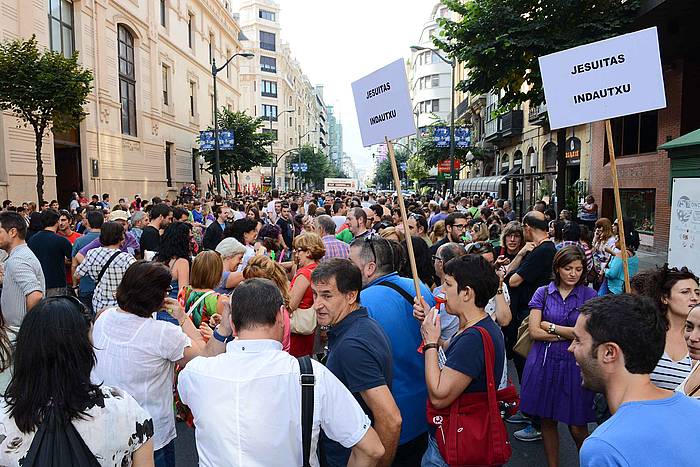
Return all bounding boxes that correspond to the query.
[438,159,461,174]
[669,178,700,274]
[565,137,581,165]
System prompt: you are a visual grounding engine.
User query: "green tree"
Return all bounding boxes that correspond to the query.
[288,145,335,190]
[436,0,640,207]
[0,36,93,203]
[372,149,409,189]
[201,108,275,194]
[406,154,430,184]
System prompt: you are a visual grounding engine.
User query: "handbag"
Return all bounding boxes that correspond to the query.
[426,326,513,466]
[290,307,317,335]
[513,288,548,358]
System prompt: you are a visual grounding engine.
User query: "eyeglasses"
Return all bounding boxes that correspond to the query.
[364,235,377,263]
[432,255,443,263]
[452,224,468,230]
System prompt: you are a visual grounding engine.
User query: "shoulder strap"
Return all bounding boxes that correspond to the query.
[186,290,215,317]
[298,356,315,467]
[474,326,498,404]
[375,281,414,306]
[97,250,122,285]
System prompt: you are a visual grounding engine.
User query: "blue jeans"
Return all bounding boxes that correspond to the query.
[421,435,448,467]
[154,439,176,467]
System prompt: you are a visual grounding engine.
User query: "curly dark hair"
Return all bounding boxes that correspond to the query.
[154,221,192,263]
[644,264,699,315]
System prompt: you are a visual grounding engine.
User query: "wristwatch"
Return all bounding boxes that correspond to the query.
[213,325,234,344]
[496,289,504,295]
[423,343,440,351]
[548,323,556,334]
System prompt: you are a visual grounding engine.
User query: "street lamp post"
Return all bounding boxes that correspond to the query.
[211,51,254,195]
[269,108,296,190]
[410,45,456,194]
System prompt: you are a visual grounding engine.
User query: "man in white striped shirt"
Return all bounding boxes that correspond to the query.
[0,211,45,328]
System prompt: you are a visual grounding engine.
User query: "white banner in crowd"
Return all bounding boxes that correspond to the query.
[352,58,416,146]
[539,27,666,130]
[668,178,700,274]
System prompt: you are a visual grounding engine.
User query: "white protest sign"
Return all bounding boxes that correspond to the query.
[668,178,700,274]
[539,27,666,130]
[352,58,416,146]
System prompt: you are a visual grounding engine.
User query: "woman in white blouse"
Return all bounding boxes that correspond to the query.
[92,260,228,467]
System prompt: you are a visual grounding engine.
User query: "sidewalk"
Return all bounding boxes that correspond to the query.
[637,249,668,272]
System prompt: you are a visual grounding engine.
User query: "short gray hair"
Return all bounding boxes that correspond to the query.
[350,235,396,275]
[315,215,336,236]
[216,237,247,258]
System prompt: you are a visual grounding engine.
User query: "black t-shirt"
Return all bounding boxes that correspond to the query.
[276,217,293,249]
[139,225,161,254]
[27,230,72,288]
[445,316,505,393]
[322,308,393,466]
[509,240,557,317]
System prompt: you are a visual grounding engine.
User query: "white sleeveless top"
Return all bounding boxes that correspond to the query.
[675,361,700,398]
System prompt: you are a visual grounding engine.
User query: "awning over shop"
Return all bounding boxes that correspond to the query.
[659,128,700,158]
[455,167,521,194]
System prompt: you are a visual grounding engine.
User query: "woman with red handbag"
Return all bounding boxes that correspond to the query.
[415,255,512,466]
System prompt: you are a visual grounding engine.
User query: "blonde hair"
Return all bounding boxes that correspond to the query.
[243,255,290,307]
[201,203,212,218]
[430,220,446,244]
[471,222,489,242]
[292,232,325,261]
[190,250,223,290]
[379,226,404,242]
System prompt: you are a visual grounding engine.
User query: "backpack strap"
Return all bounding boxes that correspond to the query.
[186,290,215,318]
[375,281,415,306]
[96,250,122,286]
[298,356,315,467]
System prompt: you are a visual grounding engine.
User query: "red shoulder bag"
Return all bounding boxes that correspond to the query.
[426,326,516,466]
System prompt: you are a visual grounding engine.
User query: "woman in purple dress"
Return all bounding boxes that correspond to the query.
[520,245,597,467]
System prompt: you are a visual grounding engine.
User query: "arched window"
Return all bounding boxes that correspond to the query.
[527,147,537,173]
[513,150,523,167]
[543,142,557,170]
[500,153,510,171]
[118,25,137,137]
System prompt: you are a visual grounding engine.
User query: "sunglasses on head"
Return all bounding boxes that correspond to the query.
[466,241,494,255]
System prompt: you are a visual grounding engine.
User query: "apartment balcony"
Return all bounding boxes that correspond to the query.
[484,110,523,143]
[455,97,470,120]
[528,103,548,126]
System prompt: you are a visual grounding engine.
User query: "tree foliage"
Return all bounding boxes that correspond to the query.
[406,154,430,182]
[201,108,275,193]
[0,36,93,202]
[373,149,410,189]
[435,0,642,110]
[287,145,338,190]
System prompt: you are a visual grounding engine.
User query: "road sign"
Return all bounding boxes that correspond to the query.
[539,27,666,130]
[455,127,471,148]
[400,162,407,171]
[352,58,416,146]
[433,127,450,147]
[199,130,235,151]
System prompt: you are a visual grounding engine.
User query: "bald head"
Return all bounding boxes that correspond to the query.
[522,210,549,241]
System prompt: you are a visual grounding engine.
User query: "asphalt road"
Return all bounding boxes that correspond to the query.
[174,361,588,466]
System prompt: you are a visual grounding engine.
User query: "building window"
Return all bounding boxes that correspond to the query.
[189,81,196,117]
[605,110,659,162]
[48,0,74,57]
[260,31,275,51]
[289,116,293,126]
[264,129,278,140]
[208,34,214,64]
[261,80,277,97]
[615,188,656,233]
[160,0,166,27]
[262,104,278,121]
[259,9,275,21]
[187,13,194,49]
[118,25,137,137]
[165,142,173,187]
[260,56,276,73]
[431,75,440,87]
[543,142,557,170]
[161,65,169,105]
[226,49,231,79]
[418,99,439,113]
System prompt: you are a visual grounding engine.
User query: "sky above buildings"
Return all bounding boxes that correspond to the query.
[277,0,434,175]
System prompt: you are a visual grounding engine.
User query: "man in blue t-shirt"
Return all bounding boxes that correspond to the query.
[350,236,436,465]
[311,258,400,467]
[571,294,700,466]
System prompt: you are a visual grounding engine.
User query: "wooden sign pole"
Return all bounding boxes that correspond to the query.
[604,120,630,293]
[385,136,422,302]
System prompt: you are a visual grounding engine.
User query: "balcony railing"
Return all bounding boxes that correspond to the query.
[455,97,469,120]
[528,103,548,125]
[484,110,523,142]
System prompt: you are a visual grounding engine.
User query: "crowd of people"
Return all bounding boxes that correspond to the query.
[0,186,697,466]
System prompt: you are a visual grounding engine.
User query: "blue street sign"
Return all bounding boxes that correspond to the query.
[400,162,407,171]
[199,130,235,151]
[292,163,308,172]
[455,127,471,148]
[433,126,450,147]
